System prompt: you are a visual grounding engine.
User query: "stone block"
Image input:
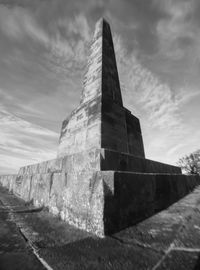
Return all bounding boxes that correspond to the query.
[102,172,200,234]
[18,175,32,201]
[100,149,181,173]
[0,175,17,190]
[49,172,67,217]
[29,173,52,207]
[62,148,101,173]
[45,158,63,173]
[18,158,63,175]
[46,170,200,236]
[13,175,23,197]
[48,170,106,236]
[8,175,16,192]
[60,171,97,233]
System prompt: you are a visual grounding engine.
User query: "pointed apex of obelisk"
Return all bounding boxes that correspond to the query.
[95,17,109,26]
[95,17,108,27]
[92,17,103,40]
[81,18,123,106]
[91,18,110,45]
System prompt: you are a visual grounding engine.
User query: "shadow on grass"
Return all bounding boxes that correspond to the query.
[193,254,200,270]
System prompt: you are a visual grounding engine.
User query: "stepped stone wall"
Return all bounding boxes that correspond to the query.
[100,149,181,173]
[17,148,181,176]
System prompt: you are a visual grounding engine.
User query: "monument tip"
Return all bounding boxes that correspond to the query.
[95,17,110,28]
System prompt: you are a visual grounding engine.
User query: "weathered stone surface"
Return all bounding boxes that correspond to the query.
[49,172,66,217]
[3,183,200,270]
[102,172,200,234]
[0,175,17,192]
[100,148,181,173]
[62,148,101,173]
[0,175,15,195]
[29,173,52,207]
[58,95,101,157]
[18,158,63,175]
[58,18,145,158]
[1,170,200,237]
[18,175,32,201]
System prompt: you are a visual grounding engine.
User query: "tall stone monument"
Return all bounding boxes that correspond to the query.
[1,18,199,237]
[58,18,145,158]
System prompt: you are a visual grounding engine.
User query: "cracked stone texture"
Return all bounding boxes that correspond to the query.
[1,185,200,269]
[1,171,200,237]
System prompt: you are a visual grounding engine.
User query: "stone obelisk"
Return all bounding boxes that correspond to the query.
[2,18,199,238]
[58,18,145,158]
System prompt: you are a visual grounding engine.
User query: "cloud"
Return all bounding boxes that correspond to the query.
[0,7,91,174]
[175,86,200,106]
[154,0,199,60]
[0,4,90,128]
[0,107,58,173]
[167,143,185,156]
[0,5,49,43]
[115,35,182,130]
[58,14,91,41]
[45,14,91,78]
[114,33,200,164]
[0,5,90,73]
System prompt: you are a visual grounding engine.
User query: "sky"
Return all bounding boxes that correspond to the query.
[0,0,200,174]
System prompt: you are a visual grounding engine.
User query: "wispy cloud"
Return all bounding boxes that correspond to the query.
[0,5,49,43]
[45,14,91,78]
[0,5,90,73]
[175,86,200,106]
[115,35,182,130]
[154,0,199,60]
[115,33,199,164]
[0,107,58,173]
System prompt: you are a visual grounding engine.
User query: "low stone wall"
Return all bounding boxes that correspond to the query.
[0,170,200,237]
[0,171,105,236]
[18,148,101,175]
[101,149,181,174]
[0,175,17,192]
[103,172,200,234]
[0,149,105,236]
[17,148,181,177]
[18,158,63,175]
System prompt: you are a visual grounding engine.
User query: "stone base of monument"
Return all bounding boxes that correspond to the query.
[102,171,200,235]
[1,149,200,237]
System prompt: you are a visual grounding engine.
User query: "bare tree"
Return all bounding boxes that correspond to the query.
[178,150,200,175]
